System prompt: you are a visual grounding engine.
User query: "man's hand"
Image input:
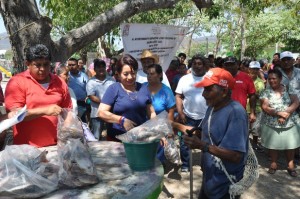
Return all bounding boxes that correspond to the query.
[178,112,187,124]
[249,112,256,123]
[45,105,63,116]
[7,109,19,118]
[183,134,203,150]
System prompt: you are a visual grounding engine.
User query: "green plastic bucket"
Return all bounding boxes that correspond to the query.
[123,140,160,171]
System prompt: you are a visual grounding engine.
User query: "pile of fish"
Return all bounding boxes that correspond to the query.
[0,109,100,198]
[57,109,99,188]
[0,145,58,198]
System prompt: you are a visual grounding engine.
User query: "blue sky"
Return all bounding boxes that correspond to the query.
[0,18,6,33]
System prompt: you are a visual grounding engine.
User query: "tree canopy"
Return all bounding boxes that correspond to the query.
[187,0,300,59]
[0,0,299,71]
[0,0,214,71]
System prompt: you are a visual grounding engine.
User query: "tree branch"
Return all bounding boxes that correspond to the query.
[192,0,214,11]
[53,0,179,61]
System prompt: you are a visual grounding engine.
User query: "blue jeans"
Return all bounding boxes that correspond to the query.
[156,144,165,163]
[180,116,202,169]
[77,105,87,122]
[90,117,104,140]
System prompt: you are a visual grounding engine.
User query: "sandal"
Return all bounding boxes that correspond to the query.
[268,167,277,174]
[287,169,298,177]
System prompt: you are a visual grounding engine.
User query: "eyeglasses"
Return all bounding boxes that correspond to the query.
[68,64,77,66]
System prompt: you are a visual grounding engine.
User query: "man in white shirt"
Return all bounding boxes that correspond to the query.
[136,49,171,88]
[175,54,209,172]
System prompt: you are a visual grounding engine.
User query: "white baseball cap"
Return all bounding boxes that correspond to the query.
[249,61,261,69]
[280,51,294,59]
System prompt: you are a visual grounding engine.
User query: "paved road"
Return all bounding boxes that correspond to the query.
[159,147,300,199]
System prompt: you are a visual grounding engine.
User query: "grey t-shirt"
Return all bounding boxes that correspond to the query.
[86,76,115,118]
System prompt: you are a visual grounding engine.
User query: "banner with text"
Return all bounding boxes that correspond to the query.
[121,23,188,71]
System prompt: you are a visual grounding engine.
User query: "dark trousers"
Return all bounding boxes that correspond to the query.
[77,100,91,123]
[198,188,241,199]
[179,116,202,169]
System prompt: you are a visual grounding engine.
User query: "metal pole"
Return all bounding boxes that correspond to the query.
[186,126,202,199]
[189,148,193,199]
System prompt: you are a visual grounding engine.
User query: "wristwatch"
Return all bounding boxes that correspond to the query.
[202,142,210,153]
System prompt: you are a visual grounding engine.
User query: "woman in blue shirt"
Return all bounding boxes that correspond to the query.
[145,64,176,162]
[98,54,156,141]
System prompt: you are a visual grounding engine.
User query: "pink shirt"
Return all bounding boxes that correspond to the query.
[231,71,256,109]
[5,70,72,147]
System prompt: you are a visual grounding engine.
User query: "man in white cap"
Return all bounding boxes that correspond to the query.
[278,51,300,161]
[136,49,171,87]
[247,61,265,152]
[278,51,300,89]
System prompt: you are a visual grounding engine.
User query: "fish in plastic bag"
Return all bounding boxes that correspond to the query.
[164,138,181,165]
[116,111,172,143]
[57,109,99,188]
[0,145,58,198]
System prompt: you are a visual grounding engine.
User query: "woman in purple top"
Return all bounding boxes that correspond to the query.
[98,54,156,141]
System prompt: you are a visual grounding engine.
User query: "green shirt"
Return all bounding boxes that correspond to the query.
[246,77,265,113]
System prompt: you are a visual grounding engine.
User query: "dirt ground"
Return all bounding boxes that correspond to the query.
[158,144,300,199]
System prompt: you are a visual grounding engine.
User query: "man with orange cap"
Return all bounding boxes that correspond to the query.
[173,68,248,199]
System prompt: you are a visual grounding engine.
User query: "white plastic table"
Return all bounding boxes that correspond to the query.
[42,141,164,199]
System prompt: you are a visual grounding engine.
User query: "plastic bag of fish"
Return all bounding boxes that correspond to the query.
[57,109,99,188]
[164,137,181,165]
[0,145,59,198]
[116,111,173,143]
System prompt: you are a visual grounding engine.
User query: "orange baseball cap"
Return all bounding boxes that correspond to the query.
[194,68,235,89]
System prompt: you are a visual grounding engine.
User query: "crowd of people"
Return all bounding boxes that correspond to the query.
[1,43,300,198]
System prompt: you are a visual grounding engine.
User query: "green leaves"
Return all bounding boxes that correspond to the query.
[39,0,300,58]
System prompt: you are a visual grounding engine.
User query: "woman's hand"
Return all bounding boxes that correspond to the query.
[123,118,136,131]
[278,117,286,125]
[277,111,291,119]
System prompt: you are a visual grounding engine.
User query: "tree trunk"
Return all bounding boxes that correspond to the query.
[214,23,225,56]
[0,0,53,72]
[187,27,198,57]
[240,4,247,60]
[0,0,213,72]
